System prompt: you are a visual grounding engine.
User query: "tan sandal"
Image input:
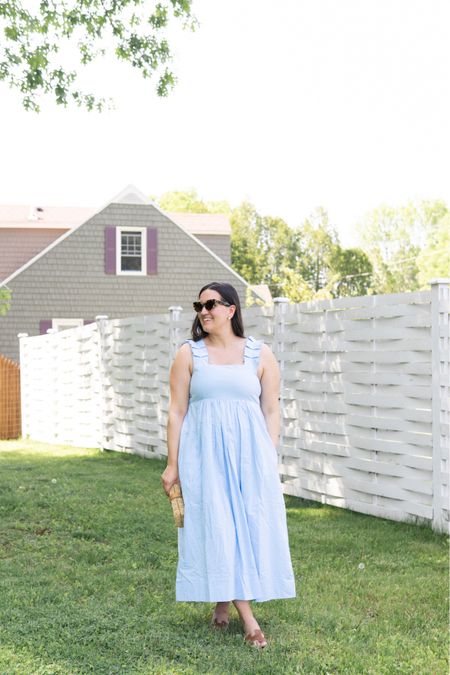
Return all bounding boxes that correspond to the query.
[244,628,267,648]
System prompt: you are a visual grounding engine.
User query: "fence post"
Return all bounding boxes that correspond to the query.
[273,297,289,473]
[169,306,184,364]
[430,279,450,533]
[17,333,28,439]
[95,315,109,451]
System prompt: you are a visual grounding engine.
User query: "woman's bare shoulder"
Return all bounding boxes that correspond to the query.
[259,342,276,363]
[171,342,193,370]
[178,341,192,355]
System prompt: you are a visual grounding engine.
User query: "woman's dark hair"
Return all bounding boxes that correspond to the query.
[191,281,245,341]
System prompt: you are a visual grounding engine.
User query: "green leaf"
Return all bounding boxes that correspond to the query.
[4,26,19,40]
[0,0,196,111]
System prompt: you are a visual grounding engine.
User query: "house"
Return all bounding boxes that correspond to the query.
[0,203,231,283]
[0,186,266,362]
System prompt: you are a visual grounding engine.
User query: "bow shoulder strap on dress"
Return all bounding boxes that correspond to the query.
[244,336,262,371]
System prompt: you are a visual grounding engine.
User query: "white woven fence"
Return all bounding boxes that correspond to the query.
[18,280,449,533]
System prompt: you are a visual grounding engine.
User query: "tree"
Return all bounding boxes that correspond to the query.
[231,202,375,302]
[327,247,373,298]
[356,204,419,293]
[271,267,315,303]
[157,189,209,213]
[154,189,384,302]
[416,212,450,287]
[230,203,299,295]
[156,189,232,214]
[255,215,297,296]
[0,288,11,315]
[290,208,340,293]
[230,202,262,284]
[356,200,449,293]
[0,0,196,112]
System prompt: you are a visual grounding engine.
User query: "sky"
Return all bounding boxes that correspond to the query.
[1,0,449,248]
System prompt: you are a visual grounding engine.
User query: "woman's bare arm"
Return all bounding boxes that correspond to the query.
[259,343,281,448]
[161,343,192,494]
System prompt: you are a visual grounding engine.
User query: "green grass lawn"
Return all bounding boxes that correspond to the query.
[0,439,448,675]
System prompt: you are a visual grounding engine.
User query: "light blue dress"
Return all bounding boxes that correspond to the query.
[176,336,296,603]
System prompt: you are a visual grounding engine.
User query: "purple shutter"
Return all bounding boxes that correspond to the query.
[40,320,52,334]
[83,319,94,325]
[105,227,116,274]
[147,228,158,275]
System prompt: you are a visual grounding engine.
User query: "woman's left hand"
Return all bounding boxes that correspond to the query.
[161,464,179,496]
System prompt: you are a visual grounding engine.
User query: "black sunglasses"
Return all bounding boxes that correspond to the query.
[193,299,231,313]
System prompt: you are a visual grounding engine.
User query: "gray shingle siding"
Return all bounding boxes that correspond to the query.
[195,235,231,265]
[1,204,249,361]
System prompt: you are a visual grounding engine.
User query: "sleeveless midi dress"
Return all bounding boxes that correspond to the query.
[176,336,296,603]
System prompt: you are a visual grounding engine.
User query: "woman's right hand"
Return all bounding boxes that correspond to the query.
[161,464,179,496]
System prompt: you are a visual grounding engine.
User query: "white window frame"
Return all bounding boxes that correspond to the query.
[116,226,147,276]
[52,318,84,331]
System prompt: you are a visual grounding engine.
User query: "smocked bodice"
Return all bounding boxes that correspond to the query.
[185,336,262,405]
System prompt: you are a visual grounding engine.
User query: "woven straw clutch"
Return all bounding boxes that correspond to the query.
[168,483,184,528]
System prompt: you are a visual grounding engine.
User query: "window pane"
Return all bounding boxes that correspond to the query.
[122,256,142,271]
[121,231,142,271]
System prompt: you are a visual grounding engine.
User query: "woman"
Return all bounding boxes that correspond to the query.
[161,281,296,648]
